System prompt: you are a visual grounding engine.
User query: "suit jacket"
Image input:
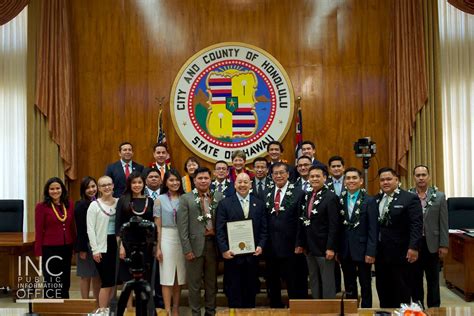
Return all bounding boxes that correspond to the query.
[251,177,271,202]
[266,182,304,258]
[326,176,346,197]
[339,193,378,261]
[216,194,268,262]
[293,177,311,193]
[105,160,144,197]
[74,199,93,252]
[210,179,235,198]
[408,187,449,253]
[376,189,423,264]
[297,189,341,257]
[312,158,326,169]
[177,191,224,257]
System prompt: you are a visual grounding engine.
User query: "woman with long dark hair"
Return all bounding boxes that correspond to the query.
[87,175,118,309]
[75,176,101,300]
[182,156,200,193]
[115,171,155,282]
[154,169,186,316]
[35,177,75,299]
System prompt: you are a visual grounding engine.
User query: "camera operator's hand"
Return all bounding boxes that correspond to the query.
[185,252,195,261]
[119,244,126,260]
[93,253,102,263]
[156,248,163,262]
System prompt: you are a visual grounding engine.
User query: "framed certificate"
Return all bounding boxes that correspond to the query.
[227,219,255,255]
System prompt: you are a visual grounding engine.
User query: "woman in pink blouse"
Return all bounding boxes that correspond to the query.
[35,177,76,299]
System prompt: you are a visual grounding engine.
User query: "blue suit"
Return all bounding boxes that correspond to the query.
[339,193,378,307]
[105,160,144,197]
[216,194,267,308]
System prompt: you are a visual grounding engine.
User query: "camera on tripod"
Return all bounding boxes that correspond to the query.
[115,216,157,316]
[353,137,376,158]
[120,216,156,276]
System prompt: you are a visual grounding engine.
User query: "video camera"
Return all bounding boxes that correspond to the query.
[120,216,156,276]
[353,137,376,158]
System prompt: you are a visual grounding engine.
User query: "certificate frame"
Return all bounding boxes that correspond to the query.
[226,219,255,255]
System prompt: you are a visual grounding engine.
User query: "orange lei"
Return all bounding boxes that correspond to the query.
[51,203,67,222]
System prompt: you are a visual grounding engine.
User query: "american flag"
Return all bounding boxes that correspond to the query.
[295,105,303,159]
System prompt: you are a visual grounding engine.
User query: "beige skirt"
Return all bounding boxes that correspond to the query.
[159,226,186,285]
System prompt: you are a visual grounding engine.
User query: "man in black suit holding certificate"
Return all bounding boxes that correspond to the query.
[216,173,268,308]
[375,167,423,308]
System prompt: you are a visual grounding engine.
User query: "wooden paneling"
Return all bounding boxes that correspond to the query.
[69,0,392,197]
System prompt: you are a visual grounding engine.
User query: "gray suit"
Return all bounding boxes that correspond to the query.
[409,187,448,308]
[177,191,223,316]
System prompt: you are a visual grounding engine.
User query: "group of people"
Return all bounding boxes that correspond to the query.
[34,140,448,315]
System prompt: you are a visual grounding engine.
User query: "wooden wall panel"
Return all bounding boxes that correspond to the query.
[69,0,392,196]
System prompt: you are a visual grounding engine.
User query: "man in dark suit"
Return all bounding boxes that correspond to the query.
[375,167,423,308]
[265,162,307,307]
[216,173,268,308]
[266,141,297,182]
[210,160,235,198]
[251,157,270,201]
[301,140,326,169]
[409,165,448,308]
[326,156,345,197]
[294,155,312,193]
[339,167,378,307]
[105,141,144,197]
[297,165,341,299]
[149,142,170,180]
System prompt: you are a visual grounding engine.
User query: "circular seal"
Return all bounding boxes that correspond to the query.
[170,42,294,163]
[238,242,246,250]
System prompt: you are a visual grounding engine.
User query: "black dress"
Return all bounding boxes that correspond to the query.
[115,197,155,282]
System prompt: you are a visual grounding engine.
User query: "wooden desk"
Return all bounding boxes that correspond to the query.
[444,233,474,301]
[0,232,35,290]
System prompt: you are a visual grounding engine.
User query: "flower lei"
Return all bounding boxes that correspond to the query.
[409,186,438,215]
[376,188,401,226]
[51,203,67,222]
[339,189,366,229]
[211,179,230,197]
[265,183,295,214]
[193,188,219,224]
[299,184,328,226]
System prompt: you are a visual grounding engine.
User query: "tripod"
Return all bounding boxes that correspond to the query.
[116,271,153,316]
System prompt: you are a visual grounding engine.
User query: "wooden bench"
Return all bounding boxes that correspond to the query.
[32,299,97,316]
[289,299,358,315]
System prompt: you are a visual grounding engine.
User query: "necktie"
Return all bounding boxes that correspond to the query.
[217,183,223,193]
[274,189,281,213]
[125,163,130,179]
[242,199,249,218]
[151,191,158,200]
[307,192,317,218]
[258,181,264,195]
[303,181,309,192]
[348,195,356,219]
[379,194,390,216]
[202,194,213,230]
[160,166,165,179]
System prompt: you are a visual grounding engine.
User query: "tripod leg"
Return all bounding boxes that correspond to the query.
[117,282,133,316]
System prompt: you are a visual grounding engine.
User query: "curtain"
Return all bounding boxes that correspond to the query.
[439,0,474,197]
[448,0,474,14]
[26,0,64,232]
[0,7,27,230]
[388,0,428,176]
[35,0,76,180]
[403,0,445,191]
[0,0,29,25]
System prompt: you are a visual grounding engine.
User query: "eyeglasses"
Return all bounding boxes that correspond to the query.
[272,171,288,176]
[99,183,113,188]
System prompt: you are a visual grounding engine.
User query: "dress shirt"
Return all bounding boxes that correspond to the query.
[146,187,160,200]
[255,178,266,194]
[273,181,289,205]
[378,192,394,216]
[121,160,132,173]
[236,192,250,218]
[333,177,343,196]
